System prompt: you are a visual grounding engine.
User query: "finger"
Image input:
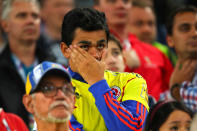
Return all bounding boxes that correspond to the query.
[69,56,78,72]
[73,45,87,58]
[182,60,195,74]
[75,45,96,60]
[70,46,85,62]
[181,59,192,71]
[184,60,197,77]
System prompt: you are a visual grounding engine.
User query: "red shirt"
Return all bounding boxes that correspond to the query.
[125,34,173,100]
[0,109,28,131]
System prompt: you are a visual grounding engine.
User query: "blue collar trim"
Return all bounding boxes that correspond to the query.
[68,67,87,83]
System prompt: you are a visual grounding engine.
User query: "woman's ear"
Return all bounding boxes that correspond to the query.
[60,42,70,58]
[22,94,34,114]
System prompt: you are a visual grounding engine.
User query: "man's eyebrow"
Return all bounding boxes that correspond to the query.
[77,39,107,45]
[97,39,107,44]
[77,41,91,45]
[179,23,190,26]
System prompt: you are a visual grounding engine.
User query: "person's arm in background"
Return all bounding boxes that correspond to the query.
[170,59,197,101]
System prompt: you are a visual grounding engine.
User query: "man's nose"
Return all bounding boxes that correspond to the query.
[88,47,101,59]
[142,24,152,32]
[26,15,39,24]
[56,89,65,97]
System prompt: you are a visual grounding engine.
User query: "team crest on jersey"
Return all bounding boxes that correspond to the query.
[111,86,121,99]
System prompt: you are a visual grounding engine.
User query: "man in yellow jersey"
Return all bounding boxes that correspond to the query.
[60,8,149,131]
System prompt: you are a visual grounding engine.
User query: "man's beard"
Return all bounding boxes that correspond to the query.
[34,100,71,123]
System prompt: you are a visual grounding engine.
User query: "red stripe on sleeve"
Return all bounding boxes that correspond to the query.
[109,92,141,122]
[106,92,143,128]
[104,94,140,130]
[69,121,75,131]
[69,121,81,131]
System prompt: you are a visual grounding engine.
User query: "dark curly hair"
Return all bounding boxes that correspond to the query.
[61,8,109,46]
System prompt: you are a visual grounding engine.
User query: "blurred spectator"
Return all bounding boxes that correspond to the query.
[103,34,125,72]
[94,0,141,69]
[23,61,76,131]
[153,0,186,45]
[0,108,28,131]
[128,0,177,66]
[0,0,55,127]
[144,101,193,131]
[94,0,173,101]
[166,6,197,112]
[37,0,74,66]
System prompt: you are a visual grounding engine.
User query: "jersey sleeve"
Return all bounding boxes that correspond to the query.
[69,115,84,131]
[89,78,149,131]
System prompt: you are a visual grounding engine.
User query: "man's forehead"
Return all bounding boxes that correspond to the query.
[73,28,107,40]
[174,12,197,23]
[11,1,39,13]
[99,0,132,3]
[43,0,74,6]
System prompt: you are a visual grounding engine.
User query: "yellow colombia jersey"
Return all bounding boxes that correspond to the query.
[70,70,149,131]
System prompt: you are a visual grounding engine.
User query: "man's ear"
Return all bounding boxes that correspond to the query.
[60,42,70,58]
[1,20,9,33]
[22,94,34,114]
[167,35,175,48]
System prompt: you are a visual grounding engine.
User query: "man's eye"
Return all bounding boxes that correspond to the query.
[123,0,130,4]
[42,86,54,92]
[107,0,116,3]
[135,21,143,27]
[16,13,26,18]
[97,43,106,50]
[170,126,178,131]
[32,13,40,19]
[62,86,74,94]
[79,45,89,51]
[148,21,155,27]
[179,24,191,32]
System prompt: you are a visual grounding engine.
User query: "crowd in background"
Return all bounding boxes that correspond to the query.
[0,0,197,130]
